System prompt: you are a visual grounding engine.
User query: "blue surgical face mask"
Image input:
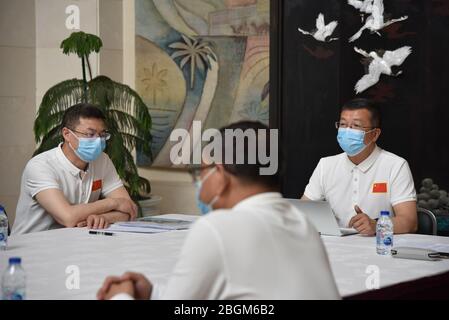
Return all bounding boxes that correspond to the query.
[337,128,374,157]
[69,130,106,162]
[194,167,219,215]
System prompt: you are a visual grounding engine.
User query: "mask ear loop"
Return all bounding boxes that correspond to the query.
[199,167,220,208]
[363,128,378,147]
[200,166,217,183]
[208,194,219,208]
[67,129,80,155]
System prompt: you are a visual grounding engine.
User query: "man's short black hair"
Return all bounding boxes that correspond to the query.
[215,121,279,189]
[340,98,381,128]
[61,103,106,130]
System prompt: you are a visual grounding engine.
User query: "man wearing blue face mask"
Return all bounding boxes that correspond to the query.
[96,121,340,300]
[13,103,137,234]
[302,98,417,236]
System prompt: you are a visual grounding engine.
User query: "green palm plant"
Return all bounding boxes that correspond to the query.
[169,35,217,89]
[33,31,152,200]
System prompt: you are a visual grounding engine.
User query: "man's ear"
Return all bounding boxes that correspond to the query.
[215,164,230,194]
[373,128,381,142]
[61,127,71,142]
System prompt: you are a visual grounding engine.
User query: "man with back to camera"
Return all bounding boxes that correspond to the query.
[13,103,137,234]
[301,98,417,236]
[96,121,341,300]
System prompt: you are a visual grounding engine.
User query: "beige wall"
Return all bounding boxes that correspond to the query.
[0,0,199,224]
[99,0,123,82]
[0,0,37,225]
[35,0,100,107]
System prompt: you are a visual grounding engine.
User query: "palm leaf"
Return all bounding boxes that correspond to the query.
[180,55,191,69]
[60,31,103,58]
[181,34,193,47]
[34,79,85,142]
[196,55,205,73]
[169,42,190,50]
[170,50,189,60]
[33,125,64,156]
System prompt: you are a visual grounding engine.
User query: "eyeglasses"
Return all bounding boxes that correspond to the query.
[69,128,111,140]
[188,164,215,183]
[335,121,374,131]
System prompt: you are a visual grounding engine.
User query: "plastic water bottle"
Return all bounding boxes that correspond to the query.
[2,257,26,300]
[0,205,8,251]
[376,211,394,255]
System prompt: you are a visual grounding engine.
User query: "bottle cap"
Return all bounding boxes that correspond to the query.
[380,211,390,216]
[9,257,21,265]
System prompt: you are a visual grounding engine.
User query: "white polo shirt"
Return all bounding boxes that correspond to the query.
[13,143,123,235]
[113,192,340,300]
[304,145,416,228]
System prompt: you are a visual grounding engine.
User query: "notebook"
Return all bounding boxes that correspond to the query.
[107,216,193,234]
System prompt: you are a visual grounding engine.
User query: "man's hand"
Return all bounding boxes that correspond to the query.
[97,272,152,300]
[97,276,135,300]
[76,211,131,228]
[348,205,376,236]
[76,215,110,229]
[113,198,138,220]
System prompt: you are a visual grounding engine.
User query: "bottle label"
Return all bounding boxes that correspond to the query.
[3,291,25,300]
[383,236,393,246]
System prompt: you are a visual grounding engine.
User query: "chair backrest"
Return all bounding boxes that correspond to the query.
[417,207,437,235]
[4,208,11,236]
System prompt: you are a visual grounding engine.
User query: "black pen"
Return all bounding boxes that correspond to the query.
[89,230,114,236]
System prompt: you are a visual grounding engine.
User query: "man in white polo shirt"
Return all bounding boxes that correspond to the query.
[13,103,137,235]
[302,98,417,236]
[96,121,340,300]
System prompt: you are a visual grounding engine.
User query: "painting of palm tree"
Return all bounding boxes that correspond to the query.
[142,62,168,105]
[169,35,217,89]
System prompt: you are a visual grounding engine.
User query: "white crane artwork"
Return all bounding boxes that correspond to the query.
[297,13,339,42]
[349,0,408,42]
[348,0,374,17]
[353,46,412,94]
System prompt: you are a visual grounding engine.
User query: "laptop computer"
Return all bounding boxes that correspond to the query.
[287,199,358,236]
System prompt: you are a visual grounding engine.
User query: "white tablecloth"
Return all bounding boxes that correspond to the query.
[1,214,449,299]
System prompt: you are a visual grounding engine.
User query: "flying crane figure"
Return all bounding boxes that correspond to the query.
[298,13,339,42]
[353,46,412,94]
[348,0,375,18]
[349,0,408,42]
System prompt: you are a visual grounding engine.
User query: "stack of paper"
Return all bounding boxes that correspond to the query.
[107,217,193,234]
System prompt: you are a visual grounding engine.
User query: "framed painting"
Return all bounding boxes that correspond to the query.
[135,0,271,168]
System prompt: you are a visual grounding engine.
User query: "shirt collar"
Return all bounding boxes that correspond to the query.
[56,143,84,177]
[232,192,283,211]
[345,145,382,173]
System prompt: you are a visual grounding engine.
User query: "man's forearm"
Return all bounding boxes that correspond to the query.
[101,211,130,224]
[67,198,118,226]
[392,216,417,234]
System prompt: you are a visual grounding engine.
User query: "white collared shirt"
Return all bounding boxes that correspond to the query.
[304,145,416,228]
[114,192,340,300]
[12,144,123,234]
